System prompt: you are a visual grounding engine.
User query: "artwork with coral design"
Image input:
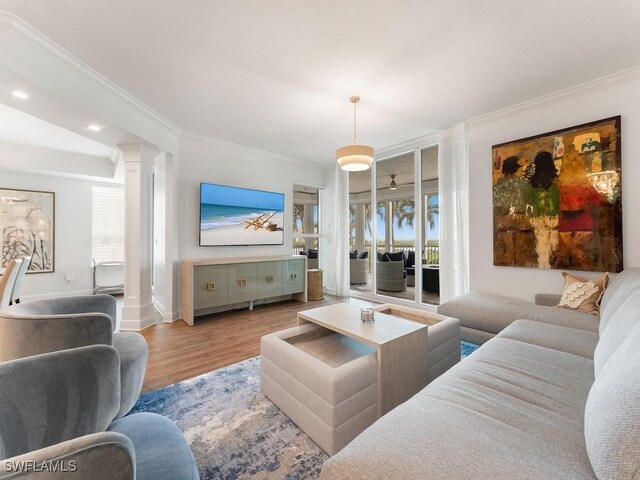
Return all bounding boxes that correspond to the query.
[492,116,622,272]
[1,188,55,273]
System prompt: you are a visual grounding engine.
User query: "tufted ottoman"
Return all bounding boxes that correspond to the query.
[260,323,378,455]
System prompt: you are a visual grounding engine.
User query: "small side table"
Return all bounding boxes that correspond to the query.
[307,269,324,301]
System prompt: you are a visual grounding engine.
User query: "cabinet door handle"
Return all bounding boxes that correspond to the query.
[239,278,247,287]
[207,281,216,291]
[266,275,274,284]
[291,273,297,280]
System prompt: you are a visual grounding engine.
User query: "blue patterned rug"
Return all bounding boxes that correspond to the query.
[131,341,480,480]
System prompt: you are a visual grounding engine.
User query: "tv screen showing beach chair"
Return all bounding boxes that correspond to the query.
[199,183,285,246]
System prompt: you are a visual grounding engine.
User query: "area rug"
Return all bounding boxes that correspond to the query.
[131,341,480,480]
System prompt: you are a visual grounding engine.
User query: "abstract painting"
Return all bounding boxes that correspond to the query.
[492,116,622,272]
[1,188,55,273]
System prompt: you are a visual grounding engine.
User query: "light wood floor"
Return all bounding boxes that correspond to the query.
[139,296,372,392]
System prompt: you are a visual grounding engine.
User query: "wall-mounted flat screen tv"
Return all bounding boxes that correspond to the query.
[199,183,285,246]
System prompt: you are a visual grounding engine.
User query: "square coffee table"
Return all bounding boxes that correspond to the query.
[298,303,428,416]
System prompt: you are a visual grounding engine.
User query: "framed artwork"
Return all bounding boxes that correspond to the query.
[1,188,55,273]
[492,116,622,272]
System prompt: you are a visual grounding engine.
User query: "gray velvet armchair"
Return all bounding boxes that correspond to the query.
[0,294,148,419]
[0,345,198,479]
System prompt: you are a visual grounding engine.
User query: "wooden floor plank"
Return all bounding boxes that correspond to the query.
[139,296,351,392]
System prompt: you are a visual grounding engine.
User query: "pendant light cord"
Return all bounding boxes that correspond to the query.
[352,99,357,145]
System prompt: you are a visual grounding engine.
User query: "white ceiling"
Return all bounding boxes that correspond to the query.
[1,0,639,164]
[0,102,115,158]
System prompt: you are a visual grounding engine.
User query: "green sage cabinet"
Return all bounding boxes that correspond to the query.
[182,256,307,326]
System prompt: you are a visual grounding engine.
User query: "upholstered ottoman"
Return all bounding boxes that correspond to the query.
[260,324,378,455]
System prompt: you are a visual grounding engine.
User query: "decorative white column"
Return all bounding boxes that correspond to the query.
[119,143,158,331]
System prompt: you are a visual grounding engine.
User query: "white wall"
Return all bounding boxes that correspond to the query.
[176,136,328,307]
[0,168,124,300]
[468,73,640,301]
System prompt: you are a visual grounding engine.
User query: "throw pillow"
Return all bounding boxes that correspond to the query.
[357,251,368,260]
[386,251,405,263]
[557,272,609,315]
[407,250,415,268]
[349,250,358,259]
[377,252,388,262]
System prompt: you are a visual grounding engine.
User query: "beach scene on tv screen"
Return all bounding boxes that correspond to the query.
[200,183,285,246]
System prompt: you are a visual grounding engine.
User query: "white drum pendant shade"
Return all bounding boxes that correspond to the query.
[336,145,375,171]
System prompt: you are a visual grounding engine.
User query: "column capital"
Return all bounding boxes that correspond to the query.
[117,143,161,163]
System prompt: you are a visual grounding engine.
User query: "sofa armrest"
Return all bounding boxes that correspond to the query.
[535,293,562,307]
[0,432,135,480]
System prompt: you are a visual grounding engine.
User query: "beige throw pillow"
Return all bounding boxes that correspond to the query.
[557,272,609,315]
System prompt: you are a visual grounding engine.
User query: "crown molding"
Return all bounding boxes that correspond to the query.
[0,10,182,136]
[375,132,439,160]
[469,65,640,125]
[180,130,320,167]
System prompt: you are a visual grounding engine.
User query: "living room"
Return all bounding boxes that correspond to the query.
[1,1,639,479]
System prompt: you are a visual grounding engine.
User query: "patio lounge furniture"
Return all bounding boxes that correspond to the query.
[301,249,319,269]
[350,258,368,284]
[376,260,407,292]
[423,265,440,294]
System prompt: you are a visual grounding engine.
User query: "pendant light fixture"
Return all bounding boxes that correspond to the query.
[336,96,375,171]
[389,174,397,190]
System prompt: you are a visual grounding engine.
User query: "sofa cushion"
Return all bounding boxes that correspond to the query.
[599,268,640,335]
[377,251,404,263]
[349,250,358,259]
[497,320,598,360]
[406,250,415,267]
[357,251,368,260]
[593,288,640,376]
[557,272,608,315]
[585,322,640,480]
[321,337,596,480]
[387,251,405,263]
[437,292,598,335]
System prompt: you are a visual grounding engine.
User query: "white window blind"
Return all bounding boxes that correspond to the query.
[92,185,125,264]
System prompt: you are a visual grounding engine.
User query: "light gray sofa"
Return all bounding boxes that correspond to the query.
[321,269,640,479]
[437,288,604,344]
[0,294,148,419]
[0,344,198,479]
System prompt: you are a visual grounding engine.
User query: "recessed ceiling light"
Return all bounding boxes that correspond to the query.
[87,125,102,132]
[12,91,29,99]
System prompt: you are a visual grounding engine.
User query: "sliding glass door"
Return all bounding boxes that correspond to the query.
[375,152,416,301]
[421,146,440,306]
[347,142,440,307]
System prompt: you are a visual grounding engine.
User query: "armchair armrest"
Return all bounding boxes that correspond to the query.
[535,293,562,307]
[6,295,117,330]
[0,431,135,480]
